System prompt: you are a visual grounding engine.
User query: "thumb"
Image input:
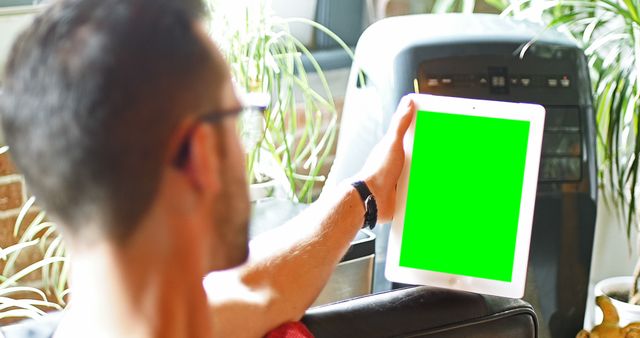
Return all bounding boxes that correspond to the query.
[393,98,416,139]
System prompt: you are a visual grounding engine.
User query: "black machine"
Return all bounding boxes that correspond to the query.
[325,14,597,338]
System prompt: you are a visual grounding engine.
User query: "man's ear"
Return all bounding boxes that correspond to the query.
[184,123,220,195]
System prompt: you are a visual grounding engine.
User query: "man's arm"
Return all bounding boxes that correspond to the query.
[205,98,416,338]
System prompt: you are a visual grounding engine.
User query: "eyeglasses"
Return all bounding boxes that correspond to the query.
[172,92,270,168]
[173,107,244,167]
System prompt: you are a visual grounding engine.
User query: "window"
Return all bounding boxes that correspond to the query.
[0,0,42,7]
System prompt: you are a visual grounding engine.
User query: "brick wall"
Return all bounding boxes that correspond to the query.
[0,148,24,212]
[0,147,43,282]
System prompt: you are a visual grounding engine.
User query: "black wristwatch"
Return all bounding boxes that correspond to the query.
[351,180,378,229]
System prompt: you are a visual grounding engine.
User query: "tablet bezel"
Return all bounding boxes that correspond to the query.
[385,93,545,298]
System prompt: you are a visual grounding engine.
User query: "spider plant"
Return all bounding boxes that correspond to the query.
[206,0,350,203]
[2,196,70,307]
[497,0,640,303]
[0,234,64,322]
[0,148,68,322]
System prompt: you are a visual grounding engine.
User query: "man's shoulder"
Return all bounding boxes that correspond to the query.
[0,313,61,338]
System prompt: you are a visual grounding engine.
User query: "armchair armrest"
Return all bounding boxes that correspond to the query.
[0,287,537,338]
[302,286,538,338]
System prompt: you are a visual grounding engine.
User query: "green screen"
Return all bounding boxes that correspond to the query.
[399,110,530,282]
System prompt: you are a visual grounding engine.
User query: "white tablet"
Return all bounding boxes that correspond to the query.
[385,93,545,299]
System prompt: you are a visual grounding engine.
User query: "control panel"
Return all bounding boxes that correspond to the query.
[421,72,572,92]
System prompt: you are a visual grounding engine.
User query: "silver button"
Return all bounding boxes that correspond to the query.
[491,76,506,87]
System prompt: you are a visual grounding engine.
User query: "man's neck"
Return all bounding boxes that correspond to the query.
[55,223,213,338]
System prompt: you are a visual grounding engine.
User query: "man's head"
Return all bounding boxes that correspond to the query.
[0,0,250,268]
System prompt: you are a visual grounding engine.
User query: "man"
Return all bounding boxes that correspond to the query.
[0,0,415,337]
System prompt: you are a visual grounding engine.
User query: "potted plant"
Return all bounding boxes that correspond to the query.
[493,0,640,328]
[206,0,353,204]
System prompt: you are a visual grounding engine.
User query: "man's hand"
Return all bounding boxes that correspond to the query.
[357,96,416,223]
[207,97,416,337]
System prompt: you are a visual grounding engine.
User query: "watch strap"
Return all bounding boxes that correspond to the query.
[351,180,378,229]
